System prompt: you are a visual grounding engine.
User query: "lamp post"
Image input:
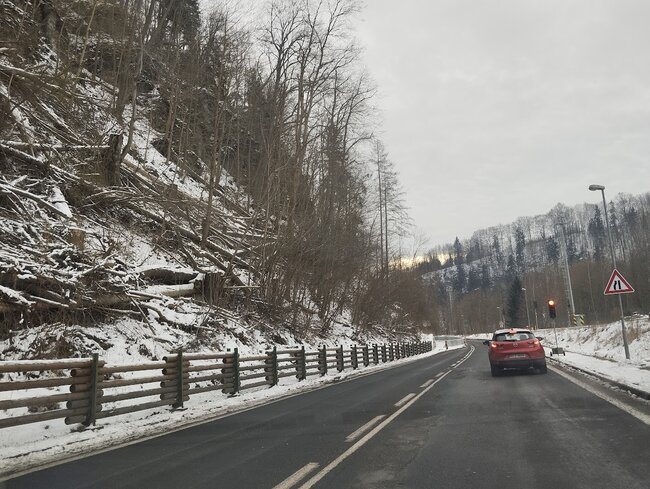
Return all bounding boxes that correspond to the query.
[588,184,630,359]
[522,287,531,329]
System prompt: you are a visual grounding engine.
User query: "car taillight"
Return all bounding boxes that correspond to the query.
[533,339,540,346]
[490,342,498,348]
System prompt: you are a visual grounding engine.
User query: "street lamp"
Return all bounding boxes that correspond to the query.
[522,287,532,329]
[588,184,630,359]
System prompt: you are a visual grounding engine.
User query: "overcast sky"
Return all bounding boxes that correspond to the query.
[355,0,650,247]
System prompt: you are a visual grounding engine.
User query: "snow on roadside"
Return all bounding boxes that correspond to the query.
[0,341,462,478]
[537,315,650,394]
[548,352,650,394]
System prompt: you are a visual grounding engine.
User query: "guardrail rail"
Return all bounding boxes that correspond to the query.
[0,340,434,430]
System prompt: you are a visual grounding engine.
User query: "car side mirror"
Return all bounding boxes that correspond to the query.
[482,340,490,345]
[536,336,544,341]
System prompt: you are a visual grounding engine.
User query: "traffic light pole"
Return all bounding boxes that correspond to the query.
[548,299,563,355]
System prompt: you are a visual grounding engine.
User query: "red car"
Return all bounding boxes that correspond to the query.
[483,328,547,376]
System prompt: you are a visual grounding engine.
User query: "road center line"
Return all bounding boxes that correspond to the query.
[297,345,475,489]
[548,365,650,426]
[394,393,416,407]
[272,462,320,489]
[420,379,435,388]
[345,415,386,442]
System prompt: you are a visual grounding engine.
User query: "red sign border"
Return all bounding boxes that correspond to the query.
[603,268,635,295]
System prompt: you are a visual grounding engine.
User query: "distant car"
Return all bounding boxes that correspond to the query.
[483,328,547,376]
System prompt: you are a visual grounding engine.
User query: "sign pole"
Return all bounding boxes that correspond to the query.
[617,294,629,359]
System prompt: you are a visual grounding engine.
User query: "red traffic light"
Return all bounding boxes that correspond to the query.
[547,299,557,319]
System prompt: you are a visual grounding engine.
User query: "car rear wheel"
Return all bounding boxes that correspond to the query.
[490,364,500,377]
[538,363,548,374]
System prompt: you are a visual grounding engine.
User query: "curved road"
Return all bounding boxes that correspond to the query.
[3,342,650,488]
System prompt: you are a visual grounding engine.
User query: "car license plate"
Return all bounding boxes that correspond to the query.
[508,354,528,359]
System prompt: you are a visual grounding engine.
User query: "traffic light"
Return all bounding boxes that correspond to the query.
[547,299,557,319]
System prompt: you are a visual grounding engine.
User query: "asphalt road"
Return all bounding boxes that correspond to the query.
[4,342,650,489]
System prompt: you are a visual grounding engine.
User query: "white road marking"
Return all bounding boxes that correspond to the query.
[420,379,435,388]
[434,372,444,378]
[345,415,386,442]
[297,345,475,489]
[394,393,416,407]
[272,462,320,489]
[548,365,650,426]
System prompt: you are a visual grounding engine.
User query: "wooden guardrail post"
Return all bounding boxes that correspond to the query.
[336,345,344,372]
[299,345,306,380]
[232,348,240,394]
[318,345,327,376]
[351,345,358,369]
[265,346,278,386]
[372,344,379,364]
[173,348,185,409]
[222,348,240,395]
[362,345,369,367]
[381,344,387,362]
[389,343,394,361]
[221,355,230,393]
[83,353,100,427]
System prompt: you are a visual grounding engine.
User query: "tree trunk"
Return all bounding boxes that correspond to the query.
[103,133,123,186]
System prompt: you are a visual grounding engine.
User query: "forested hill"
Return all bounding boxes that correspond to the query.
[0,0,434,354]
[417,194,650,334]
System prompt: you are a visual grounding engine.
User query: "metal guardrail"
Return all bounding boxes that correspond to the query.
[0,341,433,429]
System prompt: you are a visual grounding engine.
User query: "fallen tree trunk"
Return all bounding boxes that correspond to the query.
[0,141,110,151]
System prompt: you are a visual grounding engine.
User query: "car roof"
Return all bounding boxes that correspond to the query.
[493,328,532,334]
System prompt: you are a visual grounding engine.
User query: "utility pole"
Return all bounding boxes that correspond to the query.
[448,289,453,334]
[557,223,576,317]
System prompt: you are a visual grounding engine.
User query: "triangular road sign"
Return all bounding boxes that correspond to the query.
[604,269,635,295]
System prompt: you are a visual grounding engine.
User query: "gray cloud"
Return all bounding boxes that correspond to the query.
[357,0,650,245]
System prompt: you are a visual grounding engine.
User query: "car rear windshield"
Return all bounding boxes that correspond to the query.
[493,332,535,342]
